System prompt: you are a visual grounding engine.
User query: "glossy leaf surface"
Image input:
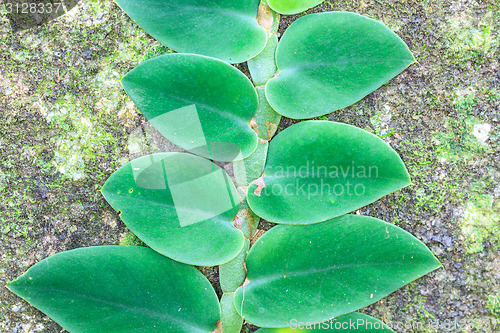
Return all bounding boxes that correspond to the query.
[114,0,267,63]
[267,0,323,15]
[247,121,410,224]
[235,215,441,327]
[8,246,220,332]
[266,12,415,118]
[256,312,394,332]
[102,153,244,266]
[122,54,259,162]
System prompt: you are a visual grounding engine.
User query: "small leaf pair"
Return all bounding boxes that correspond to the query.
[99,120,411,266]
[121,11,415,152]
[7,216,440,331]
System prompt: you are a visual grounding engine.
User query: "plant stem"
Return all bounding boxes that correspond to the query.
[248,34,279,87]
[219,239,250,293]
[248,2,282,141]
[218,4,281,331]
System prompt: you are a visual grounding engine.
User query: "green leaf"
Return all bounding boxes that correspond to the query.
[234,215,441,328]
[102,153,244,266]
[256,312,395,332]
[114,0,267,63]
[266,12,415,119]
[7,246,220,332]
[247,121,410,224]
[267,0,324,15]
[122,54,259,162]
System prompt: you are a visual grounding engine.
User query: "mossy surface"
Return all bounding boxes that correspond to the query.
[1,0,499,332]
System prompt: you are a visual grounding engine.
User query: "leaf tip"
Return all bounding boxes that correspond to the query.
[5,278,21,294]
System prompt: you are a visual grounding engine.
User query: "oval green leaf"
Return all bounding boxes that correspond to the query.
[247,121,410,224]
[266,12,415,119]
[267,0,323,15]
[234,215,441,328]
[102,153,244,266]
[122,54,259,162]
[7,246,220,332]
[256,312,394,332]
[114,0,267,63]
